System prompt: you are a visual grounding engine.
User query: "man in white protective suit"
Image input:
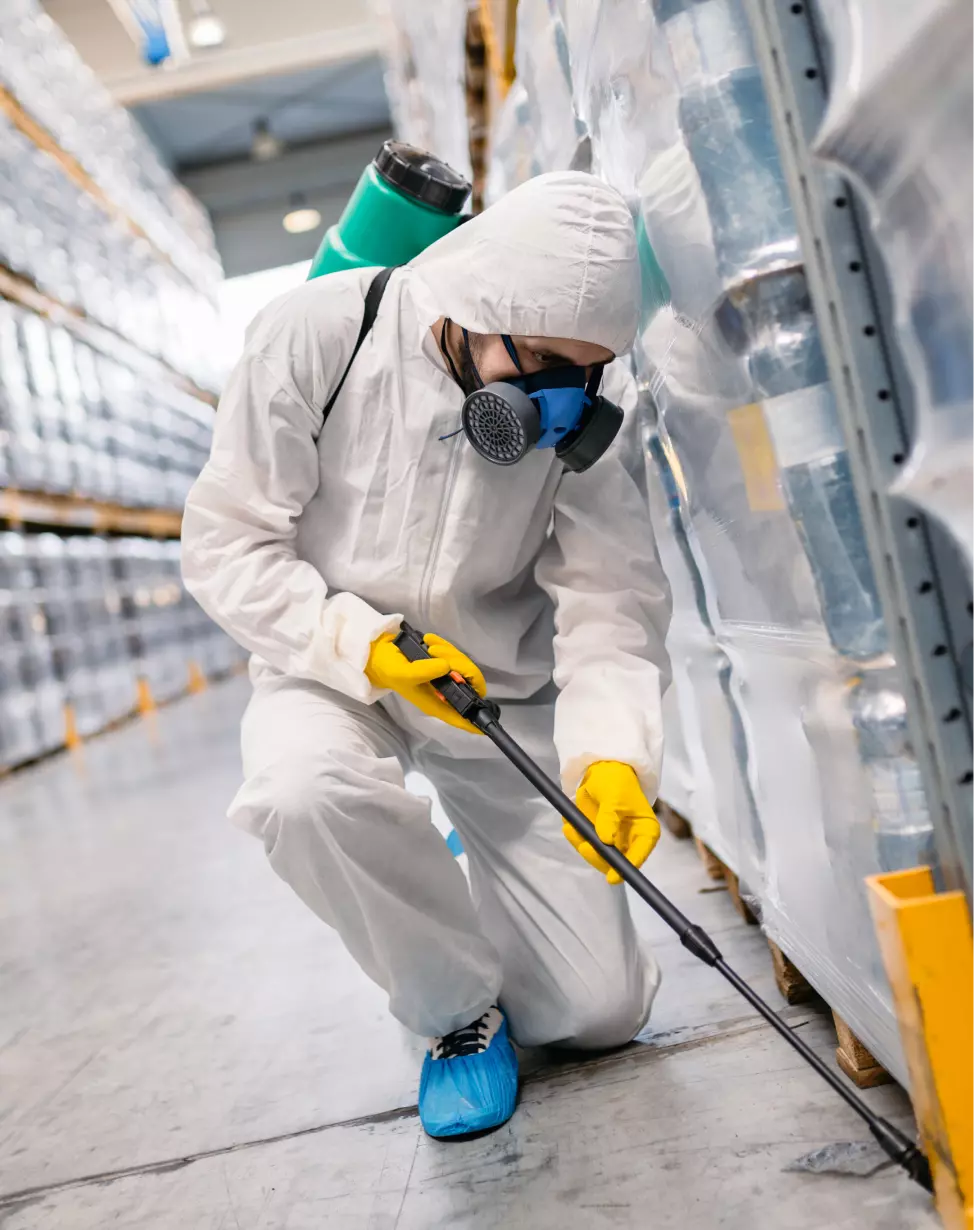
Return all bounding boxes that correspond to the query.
[181,171,672,1139]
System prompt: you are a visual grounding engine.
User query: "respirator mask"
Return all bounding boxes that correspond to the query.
[445,329,624,473]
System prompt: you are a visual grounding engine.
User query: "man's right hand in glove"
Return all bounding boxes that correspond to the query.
[365,631,487,734]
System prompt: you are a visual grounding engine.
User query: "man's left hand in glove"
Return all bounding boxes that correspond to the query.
[564,761,661,885]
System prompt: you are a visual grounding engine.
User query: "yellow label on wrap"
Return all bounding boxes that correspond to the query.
[727,402,786,512]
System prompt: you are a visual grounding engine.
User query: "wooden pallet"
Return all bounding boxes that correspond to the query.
[683,817,895,1089]
[657,798,692,840]
[833,1011,892,1088]
[690,834,760,925]
[0,489,182,537]
[766,938,817,1005]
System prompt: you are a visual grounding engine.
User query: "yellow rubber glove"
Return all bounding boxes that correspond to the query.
[564,761,661,885]
[365,631,487,735]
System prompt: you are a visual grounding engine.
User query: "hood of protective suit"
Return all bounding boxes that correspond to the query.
[410,171,640,356]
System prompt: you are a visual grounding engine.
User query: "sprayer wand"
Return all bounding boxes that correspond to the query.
[394,621,933,1193]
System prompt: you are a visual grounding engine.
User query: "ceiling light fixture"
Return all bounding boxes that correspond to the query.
[187,0,226,49]
[283,194,322,235]
[251,118,283,162]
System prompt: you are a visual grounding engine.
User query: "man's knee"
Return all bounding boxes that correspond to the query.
[555,952,659,1050]
[230,753,349,856]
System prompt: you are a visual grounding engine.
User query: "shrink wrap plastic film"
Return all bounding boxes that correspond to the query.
[372,0,474,186]
[814,0,973,577]
[482,0,955,1082]
[486,0,589,200]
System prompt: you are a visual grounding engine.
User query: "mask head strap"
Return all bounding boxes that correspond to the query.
[461,327,483,389]
[501,334,523,372]
[439,318,464,389]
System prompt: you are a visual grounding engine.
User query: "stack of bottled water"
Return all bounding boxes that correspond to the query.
[0,2,222,395]
[0,3,242,773]
[0,531,246,769]
[488,0,941,1087]
[0,4,220,287]
[0,299,213,507]
[0,529,63,766]
[0,117,221,391]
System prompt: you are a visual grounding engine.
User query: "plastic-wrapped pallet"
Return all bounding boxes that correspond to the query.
[111,538,187,704]
[813,0,972,578]
[500,0,943,1082]
[371,0,474,185]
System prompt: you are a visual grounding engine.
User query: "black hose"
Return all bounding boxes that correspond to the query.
[393,622,932,1194]
[476,710,933,1193]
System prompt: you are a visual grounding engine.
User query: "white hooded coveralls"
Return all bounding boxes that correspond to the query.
[182,172,671,1044]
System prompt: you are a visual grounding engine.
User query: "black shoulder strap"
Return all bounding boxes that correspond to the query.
[322,266,397,422]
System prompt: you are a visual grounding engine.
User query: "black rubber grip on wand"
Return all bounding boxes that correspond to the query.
[394,621,499,723]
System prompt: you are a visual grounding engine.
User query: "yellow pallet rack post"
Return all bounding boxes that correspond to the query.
[868,868,973,1229]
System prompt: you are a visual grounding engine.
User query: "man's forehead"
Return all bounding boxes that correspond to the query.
[515,335,615,364]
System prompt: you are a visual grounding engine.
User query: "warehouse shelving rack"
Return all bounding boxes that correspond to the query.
[0,74,230,770]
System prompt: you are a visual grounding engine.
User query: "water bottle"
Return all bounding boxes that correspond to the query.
[721,269,887,658]
[0,532,36,766]
[0,301,46,490]
[849,664,935,872]
[654,0,800,286]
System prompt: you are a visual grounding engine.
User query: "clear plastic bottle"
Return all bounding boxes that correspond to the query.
[720,269,888,659]
[20,312,74,494]
[849,663,935,872]
[0,532,38,767]
[0,302,46,490]
[654,0,800,286]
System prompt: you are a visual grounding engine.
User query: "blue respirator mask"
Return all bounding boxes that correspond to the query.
[449,330,624,473]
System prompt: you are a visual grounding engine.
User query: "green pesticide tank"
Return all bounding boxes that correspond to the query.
[307,141,471,279]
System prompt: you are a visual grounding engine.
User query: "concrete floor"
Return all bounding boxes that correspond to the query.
[0,677,938,1229]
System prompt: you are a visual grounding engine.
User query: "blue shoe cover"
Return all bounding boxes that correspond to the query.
[419,1007,518,1138]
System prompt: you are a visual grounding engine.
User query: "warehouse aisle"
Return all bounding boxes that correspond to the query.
[0,681,936,1229]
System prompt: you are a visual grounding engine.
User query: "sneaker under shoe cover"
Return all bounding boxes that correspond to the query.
[418,1006,518,1138]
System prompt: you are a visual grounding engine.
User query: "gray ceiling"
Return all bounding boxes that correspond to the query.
[131,56,390,170]
[129,56,392,277]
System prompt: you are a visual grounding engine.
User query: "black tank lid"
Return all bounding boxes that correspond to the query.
[373,140,470,215]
